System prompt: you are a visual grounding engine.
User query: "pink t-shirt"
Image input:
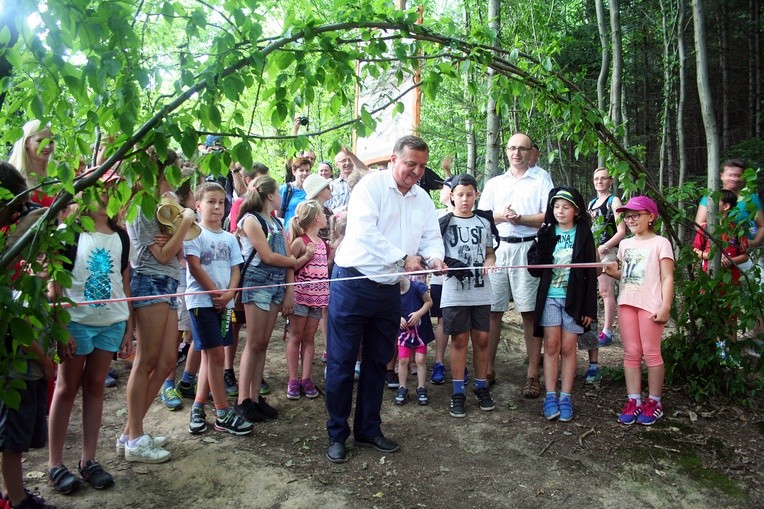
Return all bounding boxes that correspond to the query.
[229,196,244,233]
[617,235,674,314]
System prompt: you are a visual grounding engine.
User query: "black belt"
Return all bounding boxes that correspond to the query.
[499,235,536,243]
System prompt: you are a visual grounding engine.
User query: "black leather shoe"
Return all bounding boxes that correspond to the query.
[326,441,347,463]
[354,435,400,453]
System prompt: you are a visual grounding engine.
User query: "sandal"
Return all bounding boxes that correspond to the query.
[522,375,541,399]
[78,459,115,490]
[48,464,81,494]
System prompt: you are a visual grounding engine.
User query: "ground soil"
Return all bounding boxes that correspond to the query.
[20,313,763,509]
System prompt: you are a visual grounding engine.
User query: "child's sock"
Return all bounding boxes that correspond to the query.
[603,328,613,336]
[628,393,642,405]
[474,378,487,390]
[546,391,556,398]
[588,361,598,371]
[181,371,196,384]
[224,368,234,376]
[162,379,174,391]
[452,379,465,395]
[648,395,661,403]
[216,407,229,419]
[560,391,571,400]
[119,433,129,444]
[193,401,205,411]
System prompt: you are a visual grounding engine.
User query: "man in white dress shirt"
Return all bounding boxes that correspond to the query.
[325,135,447,463]
[478,133,554,399]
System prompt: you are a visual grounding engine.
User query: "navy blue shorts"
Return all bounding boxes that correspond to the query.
[190,307,233,351]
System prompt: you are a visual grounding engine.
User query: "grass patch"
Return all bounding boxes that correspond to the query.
[675,454,744,498]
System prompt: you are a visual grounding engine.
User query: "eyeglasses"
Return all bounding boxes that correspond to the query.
[507,146,531,153]
[623,212,649,222]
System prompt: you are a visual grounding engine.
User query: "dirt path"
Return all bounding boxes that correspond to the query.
[21,314,763,508]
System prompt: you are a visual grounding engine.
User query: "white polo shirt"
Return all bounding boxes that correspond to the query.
[478,166,554,238]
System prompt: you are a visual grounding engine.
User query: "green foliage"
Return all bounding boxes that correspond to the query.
[0,0,732,407]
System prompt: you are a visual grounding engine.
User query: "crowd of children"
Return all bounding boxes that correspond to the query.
[12,122,759,507]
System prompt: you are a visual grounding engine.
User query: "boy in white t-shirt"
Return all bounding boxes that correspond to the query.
[184,183,252,436]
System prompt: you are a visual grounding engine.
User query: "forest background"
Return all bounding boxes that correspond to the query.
[0,0,762,405]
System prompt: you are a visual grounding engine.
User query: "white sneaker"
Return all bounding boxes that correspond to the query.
[116,435,167,455]
[124,434,171,463]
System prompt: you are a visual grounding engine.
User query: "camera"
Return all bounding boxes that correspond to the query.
[298,116,309,126]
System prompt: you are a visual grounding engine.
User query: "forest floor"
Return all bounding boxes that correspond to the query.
[19,312,763,509]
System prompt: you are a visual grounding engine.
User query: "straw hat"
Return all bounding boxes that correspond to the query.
[156,197,202,240]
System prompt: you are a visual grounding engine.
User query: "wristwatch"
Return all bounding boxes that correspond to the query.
[396,255,407,269]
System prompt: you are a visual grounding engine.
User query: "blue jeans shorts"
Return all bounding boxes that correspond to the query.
[241,265,286,311]
[68,321,126,356]
[539,297,584,334]
[293,302,322,320]
[131,273,179,310]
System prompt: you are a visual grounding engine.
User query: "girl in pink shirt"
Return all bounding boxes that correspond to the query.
[604,196,674,426]
[286,200,332,399]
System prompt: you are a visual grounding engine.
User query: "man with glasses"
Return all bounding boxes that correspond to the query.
[478,132,554,398]
[329,147,368,212]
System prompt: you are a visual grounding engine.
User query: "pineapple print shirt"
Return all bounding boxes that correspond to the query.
[66,231,130,326]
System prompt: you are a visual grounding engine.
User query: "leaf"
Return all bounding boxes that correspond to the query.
[9,318,33,344]
[232,141,253,170]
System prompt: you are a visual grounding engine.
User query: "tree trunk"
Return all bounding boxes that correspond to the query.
[693,0,721,270]
[609,0,623,129]
[658,0,675,193]
[677,0,688,241]
[485,0,501,178]
[464,1,477,176]
[720,2,730,153]
[751,0,762,139]
[595,0,610,168]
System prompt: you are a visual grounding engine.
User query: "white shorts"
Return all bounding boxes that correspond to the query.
[489,241,539,313]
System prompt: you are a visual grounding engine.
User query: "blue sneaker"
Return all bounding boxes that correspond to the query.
[543,394,560,420]
[430,362,446,385]
[161,386,183,411]
[104,368,117,388]
[559,396,573,422]
[598,331,613,347]
[584,365,601,384]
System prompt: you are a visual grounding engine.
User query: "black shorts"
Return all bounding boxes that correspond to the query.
[430,284,443,318]
[0,378,48,452]
[442,305,491,336]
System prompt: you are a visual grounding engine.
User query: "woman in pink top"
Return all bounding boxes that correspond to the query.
[286,200,331,399]
[604,196,674,427]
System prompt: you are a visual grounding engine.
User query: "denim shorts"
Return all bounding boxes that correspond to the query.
[131,273,179,310]
[241,265,286,312]
[68,321,126,356]
[539,297,584,334]
[293,302,322,320]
